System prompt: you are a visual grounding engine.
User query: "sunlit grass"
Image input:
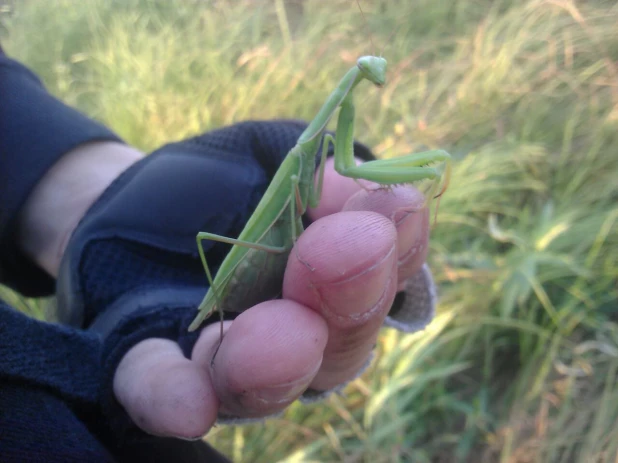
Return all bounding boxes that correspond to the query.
[2,0,617,461]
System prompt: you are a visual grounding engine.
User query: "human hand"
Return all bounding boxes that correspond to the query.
[113,158,430,437]
[30,121,435,440]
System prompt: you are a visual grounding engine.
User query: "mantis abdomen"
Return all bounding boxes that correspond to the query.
[224,218,296,312]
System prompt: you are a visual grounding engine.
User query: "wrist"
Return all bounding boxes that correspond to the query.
[17,141,143,277]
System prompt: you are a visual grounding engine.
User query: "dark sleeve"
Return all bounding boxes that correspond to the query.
[0,296,110,460]
[0,54,124,297]
[0,381,116,463]
[0,299,231,462]
[0,300,103,403]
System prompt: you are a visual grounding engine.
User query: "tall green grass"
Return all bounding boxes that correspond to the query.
[2,0,617,461]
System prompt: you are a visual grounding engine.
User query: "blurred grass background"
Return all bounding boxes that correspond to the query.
[1,0,617,461]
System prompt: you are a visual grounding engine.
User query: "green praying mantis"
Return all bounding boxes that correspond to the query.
[188,54,452,334]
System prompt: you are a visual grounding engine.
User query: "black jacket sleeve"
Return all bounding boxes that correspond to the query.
[0,53,123,297]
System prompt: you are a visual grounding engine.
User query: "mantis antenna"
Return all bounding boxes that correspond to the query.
[380,22,403,57]
[356,0,376,55]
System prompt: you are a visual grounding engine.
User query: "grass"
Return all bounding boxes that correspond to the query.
[2,0,618,461]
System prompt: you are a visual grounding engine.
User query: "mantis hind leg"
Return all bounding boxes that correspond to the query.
[194,232,288,336]
[197,232,287,255]
[195,232,288,303]
[193,172,304,347]
[195,233,225,338]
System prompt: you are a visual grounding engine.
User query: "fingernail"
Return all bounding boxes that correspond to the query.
[392,208,416,227]
[174,434,207,442]
[392,207,425,238]
[254,380,310,404]
[394,207,429,268]
[254,360,321,405]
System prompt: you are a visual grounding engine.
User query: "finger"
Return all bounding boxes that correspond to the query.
[113,338,219,439]
[192,301,328,419]
[307,157,367,221]
[342,186,430,283]
[308,158,430,283]
[283,211,399,390]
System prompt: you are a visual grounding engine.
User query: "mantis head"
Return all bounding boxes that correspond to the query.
[357,56,387,87]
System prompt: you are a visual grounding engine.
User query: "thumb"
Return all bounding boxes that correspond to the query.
[113,338,219,439]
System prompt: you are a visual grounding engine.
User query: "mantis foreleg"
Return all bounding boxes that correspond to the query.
[309,134,335,208]
[195,232,287,335]
[332,97,452,193]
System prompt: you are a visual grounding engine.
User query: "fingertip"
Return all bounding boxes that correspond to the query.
[147,359,218,439]
[342,185,430,279]
[307,158,365,221]
[283,211,399,388]
[206,301,327,418]
[114,338,218,439]
[284,211,398,312]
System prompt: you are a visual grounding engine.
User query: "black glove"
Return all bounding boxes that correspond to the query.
[56,119,375,440]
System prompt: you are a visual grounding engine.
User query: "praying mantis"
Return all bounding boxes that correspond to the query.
[188,54,452,333]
